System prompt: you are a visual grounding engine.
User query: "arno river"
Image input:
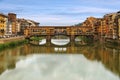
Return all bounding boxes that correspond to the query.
[0,39,119,80]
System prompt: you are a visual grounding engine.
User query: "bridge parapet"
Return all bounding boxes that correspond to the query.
[24,26,94,38]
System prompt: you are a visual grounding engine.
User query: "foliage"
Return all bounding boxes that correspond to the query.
[30,37,43,41]
[77,36,93,43]
[74,23,83,26]
[53,35,68,39]
[0,40,28,51]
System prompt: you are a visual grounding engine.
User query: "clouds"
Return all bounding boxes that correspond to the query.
[0,3,24,14]
[19,14,84,26]
[49,6,117,16]
[0,0,119,25]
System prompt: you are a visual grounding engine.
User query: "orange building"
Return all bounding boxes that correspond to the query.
[103,13,117,39]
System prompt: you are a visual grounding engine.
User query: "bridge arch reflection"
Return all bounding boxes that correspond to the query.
[50,35,70,46]
[51,39,70,46]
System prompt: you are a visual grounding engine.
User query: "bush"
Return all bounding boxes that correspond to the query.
[0,40,28,51]
[30,37,43,41]
[77,36,93,43]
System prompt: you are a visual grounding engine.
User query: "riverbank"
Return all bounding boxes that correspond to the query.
[0,36,28,51]
[105,38,120,45]
[0,36,25,44]
[101,38,120,49]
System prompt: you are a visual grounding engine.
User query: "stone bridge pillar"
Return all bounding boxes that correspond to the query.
[46,35,51,46]
[70,35,75,42]
[46,35,51,42]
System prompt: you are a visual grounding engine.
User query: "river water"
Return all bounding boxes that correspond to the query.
[0,40,119,80]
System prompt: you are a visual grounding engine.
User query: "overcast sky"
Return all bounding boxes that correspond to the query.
[0,0,120,26]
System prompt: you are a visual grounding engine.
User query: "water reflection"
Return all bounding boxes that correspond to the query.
[51,39,70,46]
[54,47,67,52]
[0,54,119,80]
[39,39,46,45]
[0,43,119,80]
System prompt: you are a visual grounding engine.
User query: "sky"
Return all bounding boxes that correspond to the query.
[0,0,120,26]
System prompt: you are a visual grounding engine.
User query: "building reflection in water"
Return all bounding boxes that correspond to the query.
[0,43,119,78]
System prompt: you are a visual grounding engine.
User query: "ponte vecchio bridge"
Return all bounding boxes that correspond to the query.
[24,26,94,41]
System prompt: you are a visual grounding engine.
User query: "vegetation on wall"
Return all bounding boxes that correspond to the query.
[74,23,83,26]
[77,36,93,44]
[30,36,43,41]
[0,40,28,51]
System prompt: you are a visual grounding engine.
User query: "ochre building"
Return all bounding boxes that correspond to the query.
[0,13,7,36]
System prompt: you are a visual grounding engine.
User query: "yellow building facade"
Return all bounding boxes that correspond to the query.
[0,13,7,36]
